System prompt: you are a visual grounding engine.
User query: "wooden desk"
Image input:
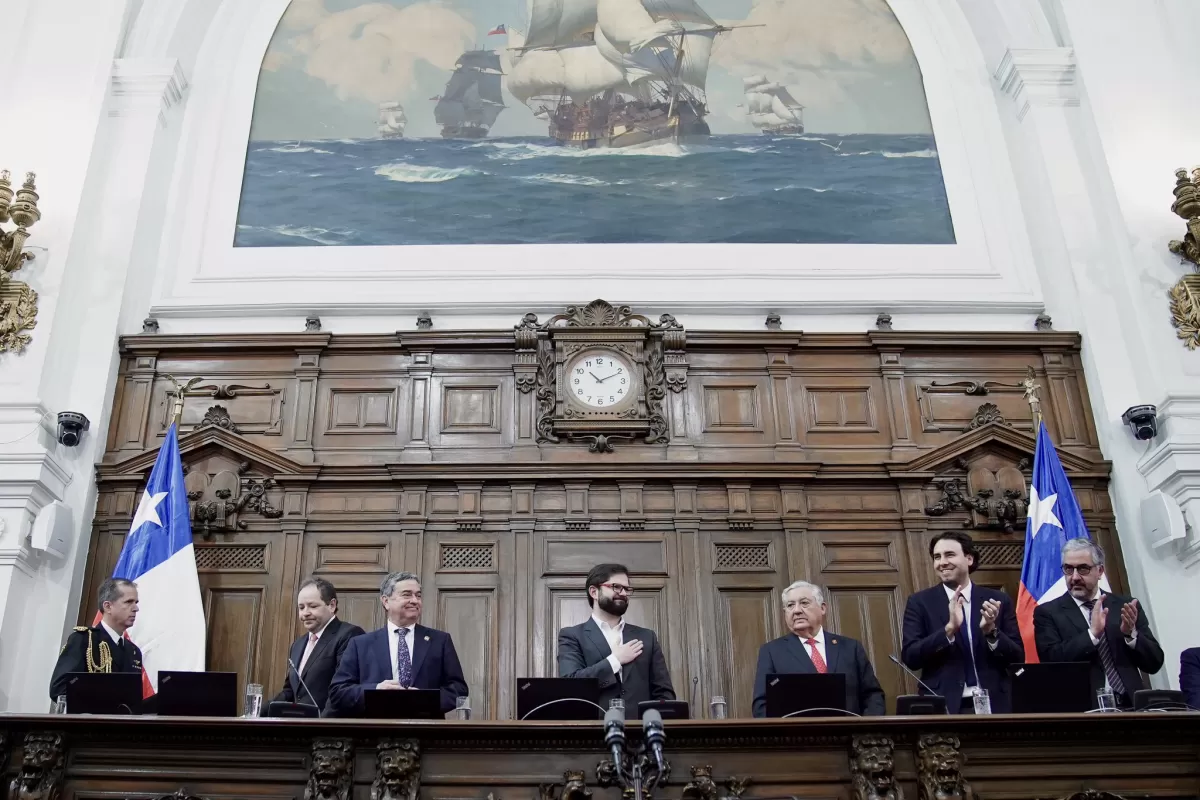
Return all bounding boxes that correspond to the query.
[1,713,1198,800]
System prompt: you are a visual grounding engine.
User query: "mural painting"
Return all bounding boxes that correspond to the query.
[235,0,955,246]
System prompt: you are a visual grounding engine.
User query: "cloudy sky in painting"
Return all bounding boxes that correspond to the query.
[248,0,934,140]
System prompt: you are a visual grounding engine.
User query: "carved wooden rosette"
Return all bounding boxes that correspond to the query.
[371,739,421,800]
[850,735,902,800]
[916,734,971,800]
[304,738,354,800]
[10,731,65,800]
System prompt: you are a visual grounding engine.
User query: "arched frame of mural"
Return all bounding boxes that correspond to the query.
[146,0,1043,319]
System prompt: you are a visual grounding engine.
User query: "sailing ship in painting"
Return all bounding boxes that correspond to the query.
[377,102,407,139]
[435,51,506,139]
[506,0,728,149]
[742,75,805,136]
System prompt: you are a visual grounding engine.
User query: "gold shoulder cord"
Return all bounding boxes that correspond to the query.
[84,630,113,674]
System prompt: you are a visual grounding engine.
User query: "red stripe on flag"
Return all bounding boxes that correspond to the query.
[1016,584,1039,664]
[92,611,156,698]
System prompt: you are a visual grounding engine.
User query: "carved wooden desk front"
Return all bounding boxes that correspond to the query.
[1,714,1198,800]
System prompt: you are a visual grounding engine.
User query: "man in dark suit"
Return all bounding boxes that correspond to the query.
[902,532,1024,714]
[1034,538,1164,708]
[557,563,675,719]
[328,571,468,716]
[753,580,885,717]
[50,578,146,701]
[1180,648,1200,710]
[273,577,365,715]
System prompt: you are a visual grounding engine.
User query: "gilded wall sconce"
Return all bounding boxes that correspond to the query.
[0,170,41,354]
[1167,167,1200,349]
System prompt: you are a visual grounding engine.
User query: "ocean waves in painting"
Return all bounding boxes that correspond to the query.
[234,134,954,246]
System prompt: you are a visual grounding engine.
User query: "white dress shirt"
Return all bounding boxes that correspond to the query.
[100,620,124,646]
[593,613,625,678]
[299,616,336,673]
[798,627,827,666]
[387,620,416,684]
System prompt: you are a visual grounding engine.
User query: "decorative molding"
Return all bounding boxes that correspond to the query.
[0,280,38,354]
[965,402,1009,430]
[142,316,160,334]
[764,313,782,331]
[875,314,893,331]
[200,404,238,433]
[1035,313,1053,331]
[110,58,188,126]
[305,738,354,800]
[995,47,1078,121]
[371,739,420,800]
[416,314,433,330]
[305,315,322,332]
[850,735,901,800]
[9,731,65,800]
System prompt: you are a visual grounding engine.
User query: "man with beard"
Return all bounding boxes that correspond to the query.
[557,563,675,719]
[1034,537,1163,709]
[272,577,365,715]
[901,532,1023,713]
[328,571,468,716]
[50,578,145,701]
[752,580,885,717]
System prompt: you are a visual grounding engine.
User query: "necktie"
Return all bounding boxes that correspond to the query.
[1082,599,1126,695]
[805,638,828,674]
[956,610,979,687]
[395,628,413,687]
[299,632,318,673]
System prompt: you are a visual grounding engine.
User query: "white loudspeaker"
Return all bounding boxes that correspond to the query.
[30,500,73,559]
[1140,490,1186,550]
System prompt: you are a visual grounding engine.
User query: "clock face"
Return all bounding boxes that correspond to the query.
[566,350,635,409]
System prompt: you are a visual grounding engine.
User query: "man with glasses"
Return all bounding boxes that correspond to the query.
[557,563,676,719]
[1033,538,1164,708]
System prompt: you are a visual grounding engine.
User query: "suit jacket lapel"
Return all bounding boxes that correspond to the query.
[409,624,429,680]
[1059,594,1091,636]
[823,633,841,674]
[302,619,338,677]
[375,628,395,680]
[584,618,614,661]
[783,634,817,674]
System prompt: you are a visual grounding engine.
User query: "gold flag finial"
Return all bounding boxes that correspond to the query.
[1020,366,1043,428]
[164,375,203,425]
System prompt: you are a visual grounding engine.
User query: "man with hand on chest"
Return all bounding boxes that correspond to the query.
[50,578,145,702]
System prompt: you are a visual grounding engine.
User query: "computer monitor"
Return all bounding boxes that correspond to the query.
[516,678,602,720]
[64,672,143,715]
[157,671,239,717]
[1010,662,1092,713]
[638,700,690,720]
[764,673,849,718]
[362,689,444,719]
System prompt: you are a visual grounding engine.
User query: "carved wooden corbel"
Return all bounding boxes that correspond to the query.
[9,731,65,800]
[850,735,902,800]
[304,738,354,800]
[917,734,972,800]
[681,766,750,800]
[371,739,420,800]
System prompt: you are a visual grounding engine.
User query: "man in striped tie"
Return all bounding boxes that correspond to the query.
[752,580,885,717]
[1033,538,1164,709]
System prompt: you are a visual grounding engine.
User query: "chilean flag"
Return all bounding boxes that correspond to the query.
[1016,421,1106,661]
[488,24,507,35]
[100,423,206,696]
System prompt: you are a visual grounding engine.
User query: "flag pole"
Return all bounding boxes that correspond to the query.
[1021,366,1043,429]
[165,375,203,426]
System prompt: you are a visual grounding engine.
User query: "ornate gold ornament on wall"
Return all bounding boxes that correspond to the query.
[0,170,41,355]
[1167,167,1200,349]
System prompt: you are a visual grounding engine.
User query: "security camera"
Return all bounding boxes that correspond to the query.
[56,412,90,447]
[1121,405,1158,441]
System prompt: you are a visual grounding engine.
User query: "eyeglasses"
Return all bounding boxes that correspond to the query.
[601,583,634,595]
[1061,564,1096,576]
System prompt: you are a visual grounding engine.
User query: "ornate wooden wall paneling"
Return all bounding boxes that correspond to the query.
[81,324,1118,718]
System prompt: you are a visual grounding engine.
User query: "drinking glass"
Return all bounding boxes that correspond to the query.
[609,698,625,713]
[244,683,264,718]
[1096,688,1118,712]
[455,695,472,721]
[52,695,67,715]
[709,696,728,720]
[971,688,992,715]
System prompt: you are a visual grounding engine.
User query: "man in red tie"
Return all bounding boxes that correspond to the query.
[752,580,885,717]
[272,578,365,715]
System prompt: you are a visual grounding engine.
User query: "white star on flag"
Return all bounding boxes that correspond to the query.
[131,489,169,531]
[1026,485,1062,538]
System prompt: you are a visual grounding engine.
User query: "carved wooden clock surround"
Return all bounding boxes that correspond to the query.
[517,300,685,452]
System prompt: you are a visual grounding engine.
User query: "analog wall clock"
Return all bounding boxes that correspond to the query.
[564,349,637,410]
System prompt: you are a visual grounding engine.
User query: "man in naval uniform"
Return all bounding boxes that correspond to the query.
[50,578,144,701]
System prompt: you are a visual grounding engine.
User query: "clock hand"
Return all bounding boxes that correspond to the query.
[589,372,603,382]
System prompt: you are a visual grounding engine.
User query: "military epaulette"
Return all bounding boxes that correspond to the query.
[73,626,88,632]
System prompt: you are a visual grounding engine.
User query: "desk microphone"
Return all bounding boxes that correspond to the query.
[288,657,323,718]
[643,708,666,776]
[888,654,940,698]
[604,705,626,780]
[690,676,698,713]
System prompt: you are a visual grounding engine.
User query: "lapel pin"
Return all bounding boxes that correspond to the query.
[831,639,838,644]
[424,635,430,641]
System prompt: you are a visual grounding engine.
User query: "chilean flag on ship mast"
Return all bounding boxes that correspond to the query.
[1016,421,1107,661]
[99,423,206,696]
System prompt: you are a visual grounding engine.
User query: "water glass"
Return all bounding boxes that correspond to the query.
[1096,688,1118,712]
[244,683,264,718]
[455,695,472,721]
[709,696,728,719]
[52,695,67,715]
[971,688,992,716]
[609,698,625,713]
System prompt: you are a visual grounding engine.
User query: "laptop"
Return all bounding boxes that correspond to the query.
[516,678,602,720]
[362,689,444,719]
[157,671,238,717]
[1010,662,1092,713]
[764,673,848,718]
[64,672,143,715]
[638,700,690,720]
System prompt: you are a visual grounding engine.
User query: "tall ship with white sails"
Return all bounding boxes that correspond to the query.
[506,0,727,149]
[743,76,804,136]
[435,50,506,139]
[377,102,407,139]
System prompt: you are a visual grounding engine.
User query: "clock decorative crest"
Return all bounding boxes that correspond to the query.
[514,300,686,453]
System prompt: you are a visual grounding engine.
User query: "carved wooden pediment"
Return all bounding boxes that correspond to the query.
[97,425,320,483]
[890,422,1108,478]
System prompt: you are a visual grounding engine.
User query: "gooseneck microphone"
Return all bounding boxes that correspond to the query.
[888,654,940,698]
[604,705,626,780]
[288,657,324,718]
[690,676,698,713]
[642,708,667,777]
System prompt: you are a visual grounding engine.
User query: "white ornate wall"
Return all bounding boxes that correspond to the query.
[0,0,1197,710]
